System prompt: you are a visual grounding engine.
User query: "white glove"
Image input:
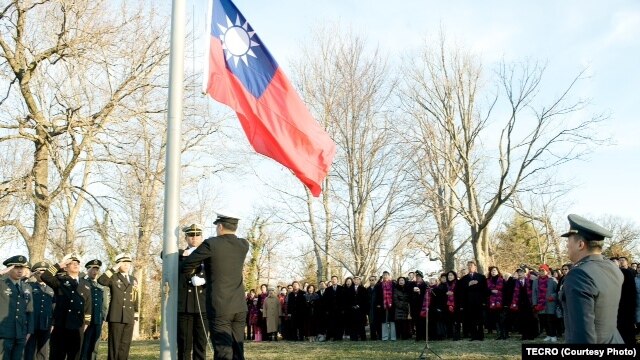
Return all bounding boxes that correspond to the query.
[182,247,196,257]
[191,276,206,286]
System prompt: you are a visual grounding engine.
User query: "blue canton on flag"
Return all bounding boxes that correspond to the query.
[210,0,278,98]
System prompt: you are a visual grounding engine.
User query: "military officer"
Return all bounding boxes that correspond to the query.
[98,253,137,360]
[24,261,55,360]
[179,224,208,360]
[40,253,92,359]
[559,214,624,344]
[80,259,105,360]
[0,255,33,360]
[182,212,249,360]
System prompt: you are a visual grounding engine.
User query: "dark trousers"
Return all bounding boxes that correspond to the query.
[178,312,208,360]
[414,316,426,341]
[327,310,344,340]
[208,311,246,360]
[50,327,83,360]
[463,307,484,340]
[107,322,134,360]
[539,314,557,337]
[0,337,26,360]
[348,310,366,341]
[368,313,380,340]
[24,329,50,360]
[80,323,102,360]
[517,310,537,340]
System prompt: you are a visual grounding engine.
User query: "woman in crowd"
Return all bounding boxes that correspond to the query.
[410,271,428,341]
[532,264,558,342]
[428,273,448,340]
[375,271,396,341]
[393,277,411,340]
[443,271,461,340]
[262,286,282,341]
[510,268,536,340]
[486,266,505,339]
[257,284,269,340]
[246,289,259,340]
[303,284,320,341]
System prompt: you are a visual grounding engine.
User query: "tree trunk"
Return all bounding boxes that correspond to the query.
[30,136,50,261]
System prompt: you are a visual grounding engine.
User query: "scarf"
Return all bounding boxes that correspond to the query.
[487,275,503,310]
[420,287,430,317]
[446,281,456,313]
[382,280,393,310]
[510,278,532,312]
[535,275,549,312]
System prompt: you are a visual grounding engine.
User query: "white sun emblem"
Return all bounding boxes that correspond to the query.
[218,15,260,67]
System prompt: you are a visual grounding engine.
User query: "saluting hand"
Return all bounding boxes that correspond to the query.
[0,265,14,276]
[112,262,122,272]
[59,254,74,268]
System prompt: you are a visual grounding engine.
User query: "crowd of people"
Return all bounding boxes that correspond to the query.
[245,259,640,344]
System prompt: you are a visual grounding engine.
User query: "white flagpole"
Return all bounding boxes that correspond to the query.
[161,0,185,359]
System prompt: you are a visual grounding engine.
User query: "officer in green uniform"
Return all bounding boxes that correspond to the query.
[40,253,93,359]
[0,255,33,360]
[559,214,624,344]
[24,261,54,360]
[182,212,249,360]
[98,253,137,360]
[81,259,105,360]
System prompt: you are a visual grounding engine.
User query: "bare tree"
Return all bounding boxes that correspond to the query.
[292,25,411,277]
[404,34,607,273]
[0,0,170,260]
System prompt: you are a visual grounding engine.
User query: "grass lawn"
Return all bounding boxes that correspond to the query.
[97,338,525,359]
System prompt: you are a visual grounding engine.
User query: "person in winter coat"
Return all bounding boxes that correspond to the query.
[262,287,281,341]
[393,277,411,340]
[375,271,396,341]
[444,271,461,340]
[486,266,506,340]
[532,264,559,342]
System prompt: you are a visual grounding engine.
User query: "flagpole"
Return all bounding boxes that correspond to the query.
[161,0,186,359]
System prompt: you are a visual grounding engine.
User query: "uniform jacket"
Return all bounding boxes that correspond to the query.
[181,234,250,316]
[28,281,54,330]
[84,277,106,325]
[559,254,623,344]
[635,276,640,323]
[40,264,92,329]
[98,270,137,324]
[0,276,33,338]
[178,248,206,314]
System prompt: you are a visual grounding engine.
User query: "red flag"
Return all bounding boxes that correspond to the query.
[203,0,336,196]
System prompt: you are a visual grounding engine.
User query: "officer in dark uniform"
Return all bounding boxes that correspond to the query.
[0,255,33,360]
[178,224,208,360]
[182,212,249,360]
[80,259,105,360]
[559,214,624,344]
[98,253,137,360]
[24,261,55,360]
[40,253,92,359]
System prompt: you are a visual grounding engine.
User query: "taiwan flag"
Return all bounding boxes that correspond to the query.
[203,0,336,197]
